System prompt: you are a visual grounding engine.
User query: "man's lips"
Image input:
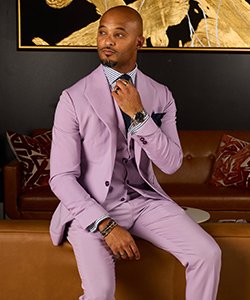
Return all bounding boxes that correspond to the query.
[101,47,117,56]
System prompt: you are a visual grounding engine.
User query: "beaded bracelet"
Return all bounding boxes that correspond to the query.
[101,219,117,238]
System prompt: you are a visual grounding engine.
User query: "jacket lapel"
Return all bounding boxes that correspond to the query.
[84,65,118,173]
[84,65,118,131]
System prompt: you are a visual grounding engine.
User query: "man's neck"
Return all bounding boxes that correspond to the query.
[102,64,137,88]
[111,65,136,74]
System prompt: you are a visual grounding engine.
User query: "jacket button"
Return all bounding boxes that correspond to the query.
[143,140,147,145]
[105,181,110,187]
[121,198,125,201]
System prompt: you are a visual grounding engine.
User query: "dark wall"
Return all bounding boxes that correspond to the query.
[1,0,250,167]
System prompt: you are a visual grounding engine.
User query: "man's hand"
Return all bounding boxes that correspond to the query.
[98,219,140,260]
[111,79,143,118]
[104,225,140,260]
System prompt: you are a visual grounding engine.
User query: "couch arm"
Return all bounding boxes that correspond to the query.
[3,159,22,219]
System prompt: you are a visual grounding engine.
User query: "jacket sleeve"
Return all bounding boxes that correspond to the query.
[49,91,108,230]
[132,86,183,175]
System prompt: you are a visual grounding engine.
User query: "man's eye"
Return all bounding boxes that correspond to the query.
[116,33,123,37]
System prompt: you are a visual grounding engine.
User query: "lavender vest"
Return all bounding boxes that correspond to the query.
[103,97,150,212]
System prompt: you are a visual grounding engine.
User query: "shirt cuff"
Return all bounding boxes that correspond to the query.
[128,113,150,135]
[87,215,111,232]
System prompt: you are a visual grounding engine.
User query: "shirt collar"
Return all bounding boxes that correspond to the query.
[102,64,137,90]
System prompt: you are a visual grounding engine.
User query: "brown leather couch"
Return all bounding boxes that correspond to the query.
[4,130,250,220]
[1,220,250,300]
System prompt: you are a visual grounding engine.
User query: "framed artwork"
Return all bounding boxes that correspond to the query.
[18,0,250,51]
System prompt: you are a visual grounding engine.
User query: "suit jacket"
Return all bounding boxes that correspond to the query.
[49,65,183,245]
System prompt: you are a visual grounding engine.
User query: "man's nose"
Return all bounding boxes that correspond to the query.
[105,34,115,46]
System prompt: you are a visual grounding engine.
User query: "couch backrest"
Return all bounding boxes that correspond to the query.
[154,130,250,184]
[33,129,250,185]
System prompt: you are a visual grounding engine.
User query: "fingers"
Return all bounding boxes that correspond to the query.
[114,80,129,94]
[113,79,130,96]
[114,253,121,260]
[114,252,127,260]
[117,79,130,88]
[130,242,141,260]
[114,241,140,261]
[120,252,127,260]
[111,81,143,118]
[105,225,141,261]
[114,86,120,94]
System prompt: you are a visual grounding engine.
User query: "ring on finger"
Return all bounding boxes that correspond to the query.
[115,87,120,94]
[114,254,120,259]
[123,81,128,86]
[120,253,126,257]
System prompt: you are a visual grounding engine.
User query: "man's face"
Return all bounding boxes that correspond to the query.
[97,8,144,74]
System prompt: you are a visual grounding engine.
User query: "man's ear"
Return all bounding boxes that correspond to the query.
[136,36,145,50]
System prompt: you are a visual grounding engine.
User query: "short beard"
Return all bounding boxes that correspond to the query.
[101,59,117,68]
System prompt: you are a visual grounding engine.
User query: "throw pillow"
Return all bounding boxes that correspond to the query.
[6,130,52,191]
[209,134,250,189]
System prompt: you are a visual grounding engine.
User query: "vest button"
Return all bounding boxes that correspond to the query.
[105,181,110,187]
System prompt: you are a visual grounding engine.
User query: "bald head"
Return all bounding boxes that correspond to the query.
[101,6,143,36]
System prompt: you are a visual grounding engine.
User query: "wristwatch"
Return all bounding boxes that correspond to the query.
[132,109,148,125]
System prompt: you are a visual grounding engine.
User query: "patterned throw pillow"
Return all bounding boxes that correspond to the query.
[6,130,52,191]
[209,134,250,189]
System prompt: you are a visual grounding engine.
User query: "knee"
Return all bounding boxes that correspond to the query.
[197,238,222,268]
[208,239,221,260]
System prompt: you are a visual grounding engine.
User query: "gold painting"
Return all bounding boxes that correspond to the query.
[18,0,250,50]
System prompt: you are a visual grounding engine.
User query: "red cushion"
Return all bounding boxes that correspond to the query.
[6,130,52,191]
[209,134,250,189]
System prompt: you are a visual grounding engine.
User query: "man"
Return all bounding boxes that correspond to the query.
[49,5,221,300]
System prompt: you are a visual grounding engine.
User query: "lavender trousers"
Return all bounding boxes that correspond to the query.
[66,197,221,300]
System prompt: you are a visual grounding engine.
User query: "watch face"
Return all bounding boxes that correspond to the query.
[135,112,144,122]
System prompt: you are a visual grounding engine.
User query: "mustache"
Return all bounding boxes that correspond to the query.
[100,46,117,53]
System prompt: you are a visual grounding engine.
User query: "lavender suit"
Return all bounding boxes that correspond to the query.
[49,65,221,300]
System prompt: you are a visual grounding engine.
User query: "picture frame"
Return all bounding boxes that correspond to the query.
[18,0,250,51]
